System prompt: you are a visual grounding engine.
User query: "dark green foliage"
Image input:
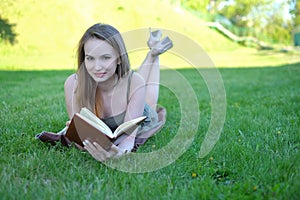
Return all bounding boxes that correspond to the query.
[0,17,17,44]
[181,0,295,45]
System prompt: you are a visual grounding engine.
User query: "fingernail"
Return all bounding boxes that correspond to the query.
[83,140,89,145]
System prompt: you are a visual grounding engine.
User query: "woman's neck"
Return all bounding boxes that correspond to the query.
[97,74,118,92]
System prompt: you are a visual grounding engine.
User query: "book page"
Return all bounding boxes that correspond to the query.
[79,107,146,139]
[79,107,111,134]
[73,114,112,150]
[75,113,115,138]
[114,116,147,137]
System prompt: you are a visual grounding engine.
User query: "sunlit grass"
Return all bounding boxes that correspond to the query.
[3,0,299,70]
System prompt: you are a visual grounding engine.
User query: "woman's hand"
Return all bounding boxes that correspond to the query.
[66,120,71,127]
[83,139,127,162]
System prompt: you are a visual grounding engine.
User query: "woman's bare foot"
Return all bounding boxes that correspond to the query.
[147,28,162,49]
[150,36,173,57]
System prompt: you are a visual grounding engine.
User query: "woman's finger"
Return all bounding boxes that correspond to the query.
[66,120,71,127]
[83,139,96,151]
[92,142,111,157]
[83,140,126,161]
[110,144,121,154]
[83,140,105,162]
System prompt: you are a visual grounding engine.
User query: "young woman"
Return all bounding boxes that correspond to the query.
[64,23,173,162]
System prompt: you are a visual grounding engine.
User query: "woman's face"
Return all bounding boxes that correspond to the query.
[84,38,119,82]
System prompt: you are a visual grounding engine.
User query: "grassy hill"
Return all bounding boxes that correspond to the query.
[0,0,299,70]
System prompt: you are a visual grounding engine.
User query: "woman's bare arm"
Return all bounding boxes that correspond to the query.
[115,72,146,152]
[124,72,146,122]
[64,73,77,119]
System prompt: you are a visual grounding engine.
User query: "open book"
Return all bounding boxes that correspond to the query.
[65,107,146,150]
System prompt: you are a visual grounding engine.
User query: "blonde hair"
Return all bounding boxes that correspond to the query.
[75,23,130,116]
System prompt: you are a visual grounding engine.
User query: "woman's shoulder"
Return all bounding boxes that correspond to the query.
[119,71,145,90]
[64,73,77,90]
[126,71,145,99]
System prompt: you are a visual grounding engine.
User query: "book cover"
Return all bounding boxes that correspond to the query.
[65,108,146,150]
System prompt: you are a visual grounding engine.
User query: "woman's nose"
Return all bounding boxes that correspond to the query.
[95,59,103,70]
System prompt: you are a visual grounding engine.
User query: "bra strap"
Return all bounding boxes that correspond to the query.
[126,70,134,103]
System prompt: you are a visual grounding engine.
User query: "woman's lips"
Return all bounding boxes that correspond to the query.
[95,72,106,78]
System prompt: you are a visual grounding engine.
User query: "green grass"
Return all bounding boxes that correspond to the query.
[1,1,300,199]
[0,63,299,199]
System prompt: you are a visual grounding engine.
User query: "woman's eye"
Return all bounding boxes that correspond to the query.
[86,56,94,61]
[103,56,111,60]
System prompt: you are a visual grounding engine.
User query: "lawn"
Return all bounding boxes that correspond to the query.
[0,63,299,199]
[1,1,299,199]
